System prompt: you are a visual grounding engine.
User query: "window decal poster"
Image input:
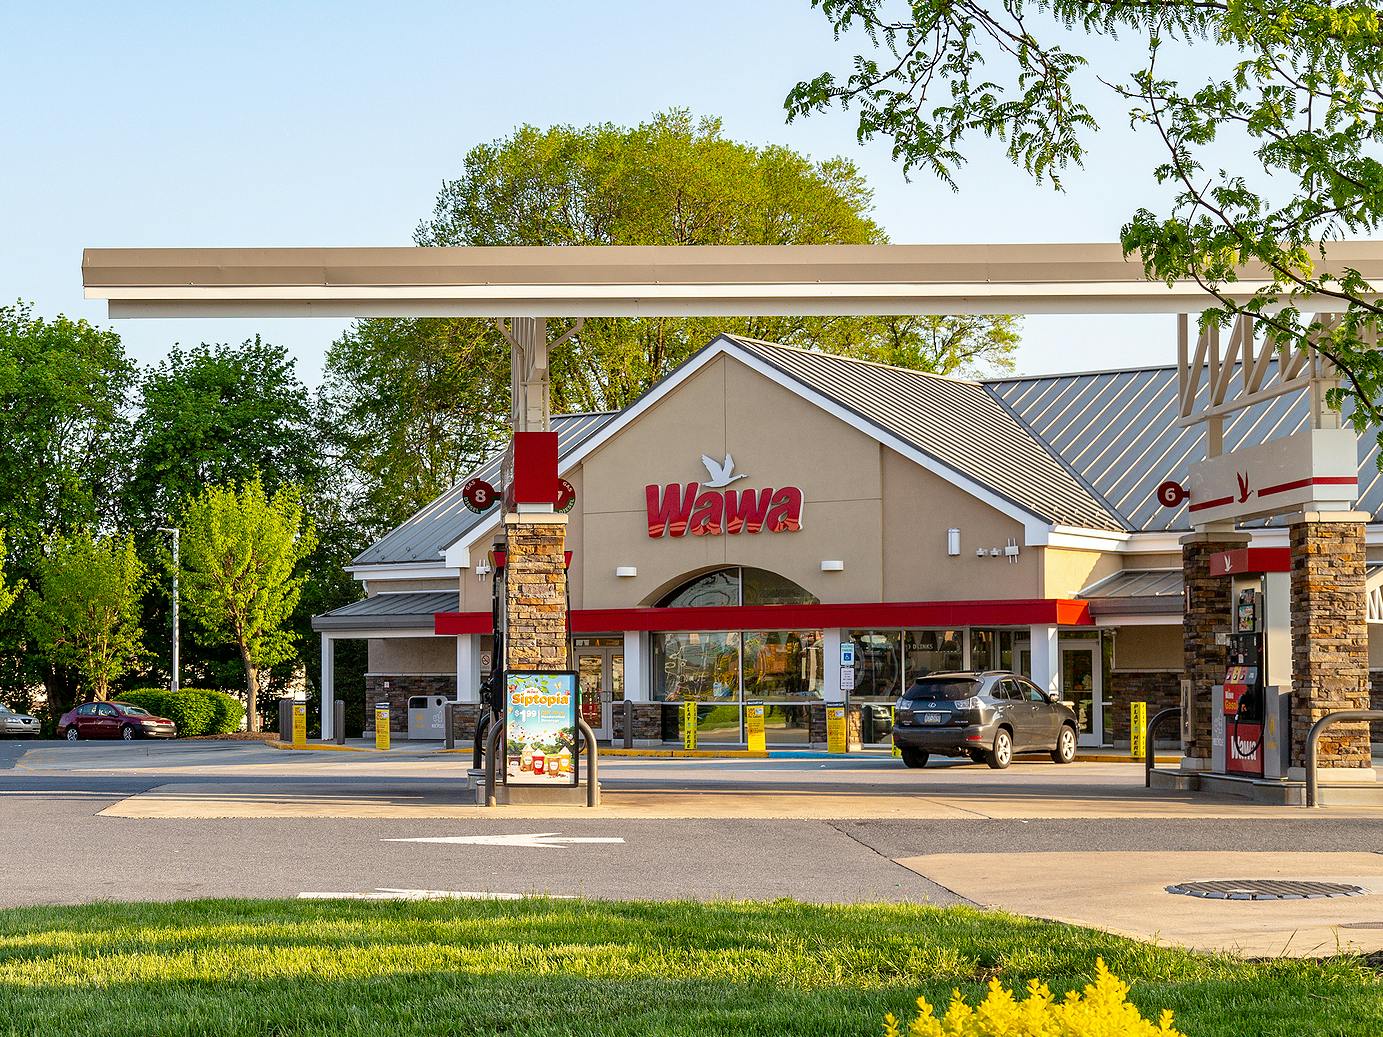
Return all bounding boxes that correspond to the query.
[505,671,578,786]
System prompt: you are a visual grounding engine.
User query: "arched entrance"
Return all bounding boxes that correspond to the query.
[649,566,821,745]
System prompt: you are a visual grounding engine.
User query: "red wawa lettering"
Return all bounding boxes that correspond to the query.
[646,484,803,538]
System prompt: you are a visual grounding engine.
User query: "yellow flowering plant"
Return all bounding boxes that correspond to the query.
[884,958,1184,1037]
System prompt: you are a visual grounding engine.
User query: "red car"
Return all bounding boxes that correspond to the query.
[58,701,177,741]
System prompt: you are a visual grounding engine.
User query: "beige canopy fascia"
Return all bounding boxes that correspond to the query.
[81,242,1383,318]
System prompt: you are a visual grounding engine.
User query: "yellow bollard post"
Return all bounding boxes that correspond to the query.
[826,706,847,754]
[890,706,901,758]
[375,702,391,750]
[1130,701,1146,761]
[746,703,766,753]
[291,702,306,748]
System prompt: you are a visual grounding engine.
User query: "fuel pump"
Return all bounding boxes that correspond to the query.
[1223,584,1265,777]
[1212,566,1292,780]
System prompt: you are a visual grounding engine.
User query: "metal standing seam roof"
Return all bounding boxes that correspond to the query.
[723,336,1124,531]
[350,411,615,567]
[1077,569,1184,617]
[986,361,1383,532]
[312,591,459,630]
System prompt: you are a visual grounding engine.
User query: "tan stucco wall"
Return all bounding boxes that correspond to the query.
[574,355,886,608]
[1369,625,1383,669]
[879,448,1040,601]
[1112,624,1185,671]
[368,636,456,673]
[1042,548,1122,599]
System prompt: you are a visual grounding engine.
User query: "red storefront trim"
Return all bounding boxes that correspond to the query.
[1209,547,1291,575]
[434,598,1092,636]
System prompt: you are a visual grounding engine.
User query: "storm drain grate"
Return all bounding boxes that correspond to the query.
[1166,879,1367,901]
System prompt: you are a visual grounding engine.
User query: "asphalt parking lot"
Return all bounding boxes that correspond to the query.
[3,739,1381,955]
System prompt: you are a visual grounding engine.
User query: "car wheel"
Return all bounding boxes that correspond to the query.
[64,726,78,742]
[900,748,929,769]
[120,725,135,741]
[1051,725,1077,764]
[967,749,987,764]
[987,728,1013,769]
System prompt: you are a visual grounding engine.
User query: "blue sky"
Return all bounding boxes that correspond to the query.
[1,0,1179,384]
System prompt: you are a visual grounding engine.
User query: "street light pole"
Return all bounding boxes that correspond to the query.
[157,526,180,693]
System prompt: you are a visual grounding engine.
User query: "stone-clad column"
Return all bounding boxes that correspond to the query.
[1180,530,1251,764]
[1290,513,1371,770]
[503,514,569,672]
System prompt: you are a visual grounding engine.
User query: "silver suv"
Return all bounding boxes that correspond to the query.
[891,671,1078,769]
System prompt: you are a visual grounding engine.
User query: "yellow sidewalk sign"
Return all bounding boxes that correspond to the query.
[291,703,306,748]
[746,704,766,753]
[826,706,847,754]
[375,702,391,751]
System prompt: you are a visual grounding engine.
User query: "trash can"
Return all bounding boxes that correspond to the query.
[407,695,449,740]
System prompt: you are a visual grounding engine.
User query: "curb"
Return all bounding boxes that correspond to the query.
[266,740,376,753]
[600,748,772,759]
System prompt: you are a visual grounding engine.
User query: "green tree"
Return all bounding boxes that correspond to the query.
[0,537,19,617]
[26,531,146,702]
[788,1,1383,432]
[179,478,317,730]
[0,303,132,712]
[124,338,322,530]
[327,110,1020,532]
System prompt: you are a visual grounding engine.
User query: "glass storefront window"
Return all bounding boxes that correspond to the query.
[742,630,823,699]
[656,567,818,608]
[761,704,812,744]
[652,631,740,701]
[658,570,740,608]
[849,630,902,700]
[904,629,963,678]
[742,568,819,606]
[969,629,1017,672]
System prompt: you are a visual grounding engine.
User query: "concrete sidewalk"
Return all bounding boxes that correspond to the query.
[898,850,1383,958]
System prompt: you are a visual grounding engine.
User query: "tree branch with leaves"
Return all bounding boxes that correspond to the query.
[789,1,1383,436]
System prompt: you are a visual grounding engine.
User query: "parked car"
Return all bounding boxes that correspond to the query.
[0,704,39,737]
[57,701,177,741]
[891,671,1078,770]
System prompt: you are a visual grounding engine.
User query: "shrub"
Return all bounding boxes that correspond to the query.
[117,688,244,737]
[883,959,1183,1037]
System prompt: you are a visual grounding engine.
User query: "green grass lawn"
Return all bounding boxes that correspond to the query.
[0,898,1376,1036]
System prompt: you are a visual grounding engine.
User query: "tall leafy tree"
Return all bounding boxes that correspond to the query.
[179,478,317,730]
[26,531,146,702]
[125,337,322,530]
[0,304,132,712]
[0,538,19,617]
[326,110,1020,533]
[788,1,1383,434]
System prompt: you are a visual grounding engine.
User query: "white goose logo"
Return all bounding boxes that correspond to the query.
[700,453,748,488]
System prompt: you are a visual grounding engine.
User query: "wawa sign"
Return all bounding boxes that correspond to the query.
[1186,427,1358,526]
[646,453,804,538]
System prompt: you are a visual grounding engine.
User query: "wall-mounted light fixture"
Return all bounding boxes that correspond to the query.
[946,528,960,556]
[820,560,845,572]
[615,566,638,578]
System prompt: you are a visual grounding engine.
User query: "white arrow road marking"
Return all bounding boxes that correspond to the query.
[299,888,574,901]
[383,832,625,849]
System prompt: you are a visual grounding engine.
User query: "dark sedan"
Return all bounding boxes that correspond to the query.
[891,671,1078,770]
[58,701,177,741]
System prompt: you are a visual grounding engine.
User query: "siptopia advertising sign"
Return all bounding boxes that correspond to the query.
[505,671,579,786]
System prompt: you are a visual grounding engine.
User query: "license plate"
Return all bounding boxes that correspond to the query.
[922,712,946,725]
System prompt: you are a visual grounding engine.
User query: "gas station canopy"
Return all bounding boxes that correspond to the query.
[81,242,1383,318]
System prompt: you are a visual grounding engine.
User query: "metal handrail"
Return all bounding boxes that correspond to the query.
[481,714,599,808]
[483,715,506,807]
[473,709,493,771]
[578,716,600,808]
[1144,707,1182,788]
[1305,709,1383,807]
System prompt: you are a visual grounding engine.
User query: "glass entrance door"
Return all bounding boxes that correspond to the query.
[576,647,622,741]
[1060,644,1102,747]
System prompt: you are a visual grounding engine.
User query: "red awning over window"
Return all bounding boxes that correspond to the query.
[434,598,1091,636]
